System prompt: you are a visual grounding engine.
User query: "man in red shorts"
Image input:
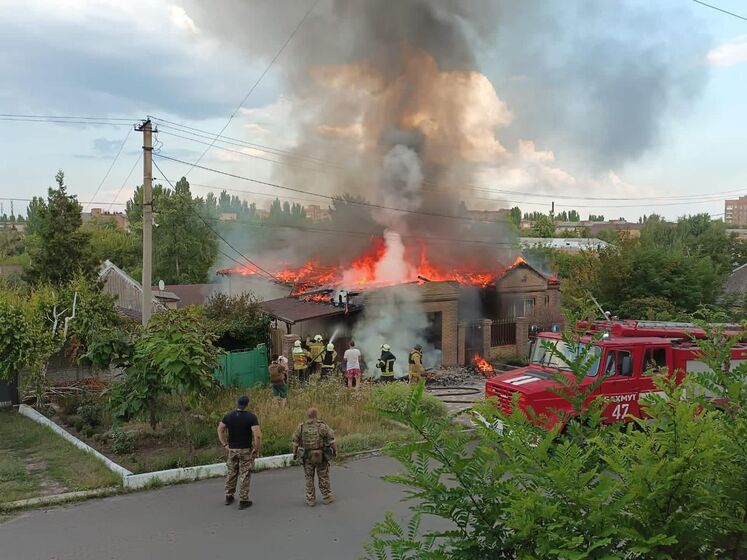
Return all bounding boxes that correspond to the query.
[343,340,362,389]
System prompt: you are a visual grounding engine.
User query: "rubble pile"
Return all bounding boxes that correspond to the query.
[427,365,486,387]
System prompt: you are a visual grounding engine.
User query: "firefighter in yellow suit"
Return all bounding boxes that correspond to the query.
[292,340,312,384]
[306,335,325,376]
[408,344,424,384]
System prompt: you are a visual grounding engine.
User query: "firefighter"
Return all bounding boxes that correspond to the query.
[292,339,312,384]
[377,344,396,383]
[320,343,337,379]
[306,334,325,376]
[408,344,424,384]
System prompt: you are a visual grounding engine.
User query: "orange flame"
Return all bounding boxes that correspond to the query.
[223,237,527,292]
[472,354,494,376]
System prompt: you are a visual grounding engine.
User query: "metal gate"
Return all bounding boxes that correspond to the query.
[214,344,270,388]
[465,321,486,363]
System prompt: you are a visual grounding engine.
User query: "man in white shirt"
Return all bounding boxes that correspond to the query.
[343,341,362,389]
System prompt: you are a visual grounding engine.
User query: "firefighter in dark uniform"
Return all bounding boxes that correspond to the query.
[377,344,397,382]
[320,343,337,379]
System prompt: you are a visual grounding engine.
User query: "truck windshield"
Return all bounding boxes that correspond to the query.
[530,337,601,376]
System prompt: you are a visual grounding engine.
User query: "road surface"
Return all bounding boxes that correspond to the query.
[0,455,416,560]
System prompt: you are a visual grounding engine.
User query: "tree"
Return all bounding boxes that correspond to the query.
[82,217,139,273]
[532,214,555,238]
[588,214,605,222]
[203,292,270,351]
[365,323,744,559]
[126,177,218,284]
[109,307,220,435]
[508,206,522,228]
[25,171,96,285]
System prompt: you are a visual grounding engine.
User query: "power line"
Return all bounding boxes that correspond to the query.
[691,0,747,21]
[0,113,137,121]
[108,153,142,212]
[151,158,278,281]
[0,196,127,206]
[154,115,746,204]
[0,116,135,126]
[183,0,319,175]
[87,126,134,211]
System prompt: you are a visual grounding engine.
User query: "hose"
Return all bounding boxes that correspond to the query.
[427,385,483,404]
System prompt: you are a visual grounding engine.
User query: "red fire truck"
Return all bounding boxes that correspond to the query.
[484,320,747,431]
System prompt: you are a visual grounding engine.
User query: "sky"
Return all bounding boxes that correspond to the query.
[0,0,745,222]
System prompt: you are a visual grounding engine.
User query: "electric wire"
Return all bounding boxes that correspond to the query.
[691,0,747,21]
[108,153,142,212]
[153,116,746,204]
[87,126,134,211]
[183,0,319,175]
[151,158,278,281]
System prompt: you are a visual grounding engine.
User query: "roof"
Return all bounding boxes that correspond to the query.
[725,263,747,294]
[161,284,218,307]
[99,260,165,311]
[260,297,359,324]
[520,237,610,250]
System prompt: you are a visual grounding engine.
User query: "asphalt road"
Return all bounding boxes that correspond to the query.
[0,455,415,560]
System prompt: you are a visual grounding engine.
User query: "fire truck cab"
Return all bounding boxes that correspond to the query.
[485,320,747,431]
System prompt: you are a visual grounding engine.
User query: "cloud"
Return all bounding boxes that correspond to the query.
[0,0,262,120]
[707,35,747,66]
[92,137,124,156]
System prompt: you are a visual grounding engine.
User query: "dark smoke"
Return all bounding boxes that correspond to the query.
[184,0,709,270]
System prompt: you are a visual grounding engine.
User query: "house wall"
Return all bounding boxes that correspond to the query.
[496,266,562,324]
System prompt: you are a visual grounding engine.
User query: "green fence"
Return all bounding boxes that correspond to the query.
[214,344,269,388]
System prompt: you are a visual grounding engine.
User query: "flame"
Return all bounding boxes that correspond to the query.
[472,354,494,376]
[223,237,529,292]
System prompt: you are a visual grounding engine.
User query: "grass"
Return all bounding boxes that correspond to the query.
[0,409,121,504]
[49,376,448,474]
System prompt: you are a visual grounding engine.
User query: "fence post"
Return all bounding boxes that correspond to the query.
[480,319,492,358]
[457,321,467,366]
[516,317,530,358]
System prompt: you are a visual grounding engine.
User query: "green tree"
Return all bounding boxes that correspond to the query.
[532,214,555,238]
[203,292,270,351]
[508,206,522,228]
[82,217,139,273]
[126,178,218,284]
[25,171,96,285]
[588,214,605,222]
[109,307,220,436]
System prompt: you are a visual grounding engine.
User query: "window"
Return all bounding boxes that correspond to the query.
[523,297,535,316]
[603,350,633,377]
[544,294,550,306]
[530,337,601,377]
[643,347,667,374]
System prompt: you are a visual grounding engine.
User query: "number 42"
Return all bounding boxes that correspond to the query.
[610,403,630,420]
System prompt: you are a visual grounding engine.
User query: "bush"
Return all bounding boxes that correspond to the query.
[369,382,447,421]
[77,399,102,427]
[110,429,136,455]
[58,394,83,416]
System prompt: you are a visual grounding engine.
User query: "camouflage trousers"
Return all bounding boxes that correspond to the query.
[225,448,254,501]
[303,461,332,504]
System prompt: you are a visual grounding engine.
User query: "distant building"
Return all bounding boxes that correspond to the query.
[725,196,747,226]
[520,237,610,253]
[727,229,747,241]
[82,208,129,230]
[305,204,330,222]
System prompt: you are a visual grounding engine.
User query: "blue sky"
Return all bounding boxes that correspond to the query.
[0,0,745,222]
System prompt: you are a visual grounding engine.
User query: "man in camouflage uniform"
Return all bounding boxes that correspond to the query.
[292,407,337,506]
[217,395,261,510]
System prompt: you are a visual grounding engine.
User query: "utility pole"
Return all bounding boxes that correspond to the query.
[137,119,155,326]
[550,201,555,222]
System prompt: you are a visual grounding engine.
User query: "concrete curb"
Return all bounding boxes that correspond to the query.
[0,487,120,512]
[122,454,295,489]
[17,406,298,493]
[17,405,132,478]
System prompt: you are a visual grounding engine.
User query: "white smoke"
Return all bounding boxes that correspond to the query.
[349,142,442,377]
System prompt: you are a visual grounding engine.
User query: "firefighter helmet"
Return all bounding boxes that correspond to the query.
[314,334,323,342]
[294,340,302,348]
[414,344,423,351]
[381,344,391,351]
[326,343,334,351]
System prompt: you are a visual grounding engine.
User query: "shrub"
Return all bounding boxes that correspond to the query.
[77,399,102,427]
[369,382,447,421]
[110,429,136,455]
[58,394,83,416]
